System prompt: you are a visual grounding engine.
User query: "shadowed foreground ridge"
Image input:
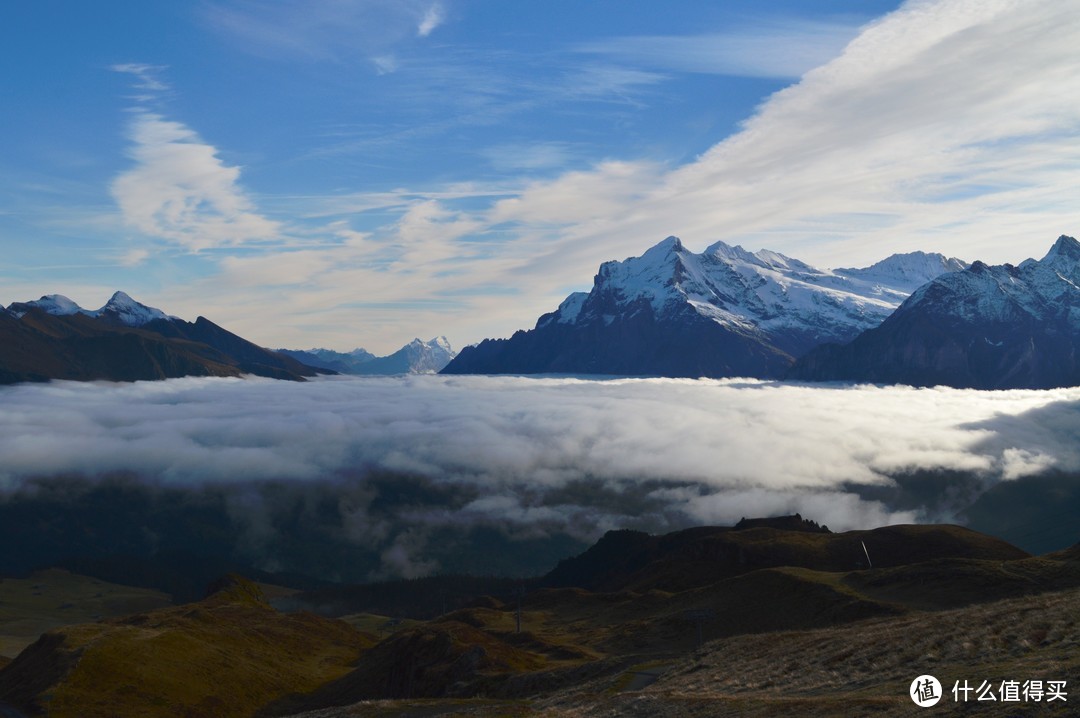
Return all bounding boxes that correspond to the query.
[1,522,1077,717]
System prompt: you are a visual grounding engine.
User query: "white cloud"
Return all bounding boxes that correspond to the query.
[117,248,151,267]
[417,3,444,38]
[372,54,399,74]
[475,0,1080,273]
[1,376,1075,534]
[110,112,280,250]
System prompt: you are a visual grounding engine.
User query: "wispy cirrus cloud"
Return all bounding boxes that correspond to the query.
[576,17,867,79]
[200,0,448,67]
[110,63,170,93]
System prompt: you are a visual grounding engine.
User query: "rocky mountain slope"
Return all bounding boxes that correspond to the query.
[790,235,1080,388]
[0,292,320,384]
[442,237,964,378]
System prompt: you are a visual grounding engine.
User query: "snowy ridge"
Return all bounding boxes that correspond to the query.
[8,291,175,327]
[899,235,1080,326]
[543,236,967,355]
[279,337,456,375]
[98,291,173,325]
[11,294,85,317]
[836,252,968,293]
[789,235,1080,389]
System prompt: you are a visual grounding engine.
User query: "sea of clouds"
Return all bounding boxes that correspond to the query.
[2,375,1078,577]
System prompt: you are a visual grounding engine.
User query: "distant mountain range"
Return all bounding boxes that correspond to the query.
[443,236,967,378]
[790,235,1080,389]
[8,235,1077,389]
[0,291,319,384]
[278,337,456,375]
[0,291,458,384]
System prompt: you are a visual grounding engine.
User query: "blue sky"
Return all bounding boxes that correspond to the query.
[2,0,1079,353]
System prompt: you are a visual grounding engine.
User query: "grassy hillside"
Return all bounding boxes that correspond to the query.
[2,524,1074,717]
[543,521,1028,593]
[0,568,171,659]
[273,549,1080,717]
[270,527,1077,717]
[0,576,375,718]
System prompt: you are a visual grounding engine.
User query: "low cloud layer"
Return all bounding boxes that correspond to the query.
[2,376,1077,578]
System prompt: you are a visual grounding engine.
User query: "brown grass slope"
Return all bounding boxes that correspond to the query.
[275,535,1077,717]
[0,576,375,718]
[0,309,318,383]
[0,310,245,382]
[844,553,1080,610]
[272,549,1078,714]
[263,604,616,716]
[0,568,171,659]
[544,521,1028,593]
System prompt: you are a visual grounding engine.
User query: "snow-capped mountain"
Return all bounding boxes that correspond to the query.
[1,291,319,384]
[443,236,965,378]
[279,337,456,375]
[7,291,173,327]
[790,236,1080,389]
[835,252,969,294]
[6,293,85,317]
[97,291,174,326]
[387,336,456,375]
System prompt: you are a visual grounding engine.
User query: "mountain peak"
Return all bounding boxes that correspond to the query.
[791,234,1080,389]
[98,291,172,326]
[8,294,85,317]
[429,336,453,352]
[836,251,967,293]
[643,235,684,257]
[1042,235,1080,264]
[704,239,754,264]
[444,236,970,378]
